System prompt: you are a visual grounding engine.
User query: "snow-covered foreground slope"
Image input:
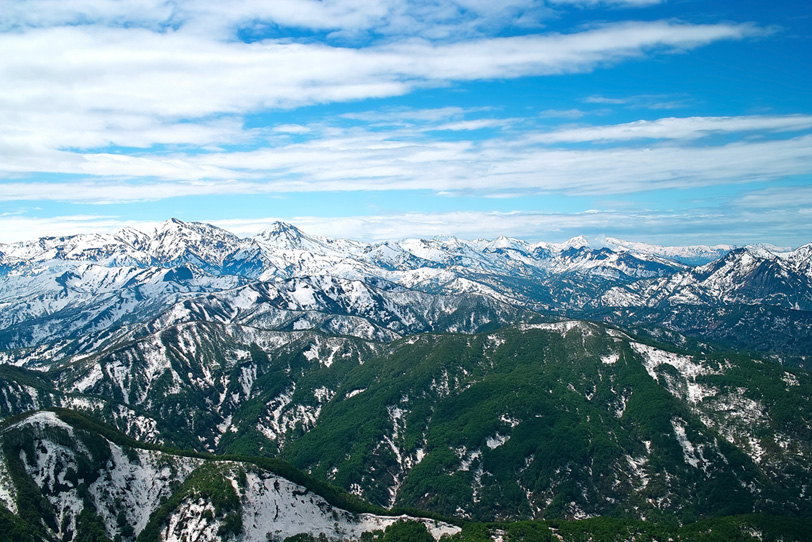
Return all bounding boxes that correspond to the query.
[0,411,460,541]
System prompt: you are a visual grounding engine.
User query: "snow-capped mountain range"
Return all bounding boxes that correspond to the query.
[0,218,721,280]
[1,218,811,362]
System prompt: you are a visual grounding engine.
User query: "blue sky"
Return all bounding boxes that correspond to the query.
[0,0,810,246]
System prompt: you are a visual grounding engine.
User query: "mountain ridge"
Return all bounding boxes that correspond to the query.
[0,218,745,273]
[0,408,462,541]
[2,218,811,365]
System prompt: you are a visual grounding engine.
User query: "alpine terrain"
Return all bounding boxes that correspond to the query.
[0,219,810,541]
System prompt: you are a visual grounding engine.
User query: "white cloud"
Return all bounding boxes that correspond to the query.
[273,124,313,134]
[0,214,160,244]
[340,107,471,125]
[375,22,763,80]
[584,96,628,104]
[0,0,550,41]
[548,0,665,7]
[1,120,810,202]
[0,21,763,151]
[3,110,250,151]
[0,18,776,200]
[0,0,175,31]
[429,119,511,131]
[733,185,812,210]
[483,135,812,194]
[3,205,794,247]
[582,94,693,110]
[539,109,587,119]
[530,115,812,143]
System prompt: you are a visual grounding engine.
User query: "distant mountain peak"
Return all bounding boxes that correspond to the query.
[156,217,205,232]
[599,237,735,266]
[114,225,151,248]
[565,235,590,247]
[486,235,524,250]
[155,217,187,231]
[255,221,309,249]
[152,218,241,242]
[258,220,303,237]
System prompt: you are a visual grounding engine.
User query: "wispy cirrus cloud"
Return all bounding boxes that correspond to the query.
[0,20,768,172]
[1,22,762,121]
[539,109,588,119]
[2,0,663,41]
[0,0,550,41]
[733,185,812,211]
[1,120,810,203]
[583,94,694,110]
[548,0,664,7]
[530,115,812,143]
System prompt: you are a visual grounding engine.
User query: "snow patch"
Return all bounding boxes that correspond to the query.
[671,418,703,469]
[625,454,650,490]
[0,449,17,514]
[631,342,717,403]
[782,372,799,387]
[239,364,257,398]
[258,387,295,441]
[519,320,584,334]
[500,414,520,428]
[457,447,482,472]
[303,342,319,361]
[314,386,334,403]
[486,433,510,450]
[72,363,104,393]
[288,282,317,307]
[601,352,620,365]
[346,388,366,398]
[217,415,233,438]
[162,497,219,542]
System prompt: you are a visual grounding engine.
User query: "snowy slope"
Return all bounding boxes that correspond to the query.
[602,237,733,265]
[0,260,246,351]
[0,410,460,541]
[599,246,812,311]
[2,218,811,365]
[1,219,689,285]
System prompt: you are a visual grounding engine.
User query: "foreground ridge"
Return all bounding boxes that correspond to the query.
[0,408,810,541]
[1,322,810,523]
[0,409,461,541]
